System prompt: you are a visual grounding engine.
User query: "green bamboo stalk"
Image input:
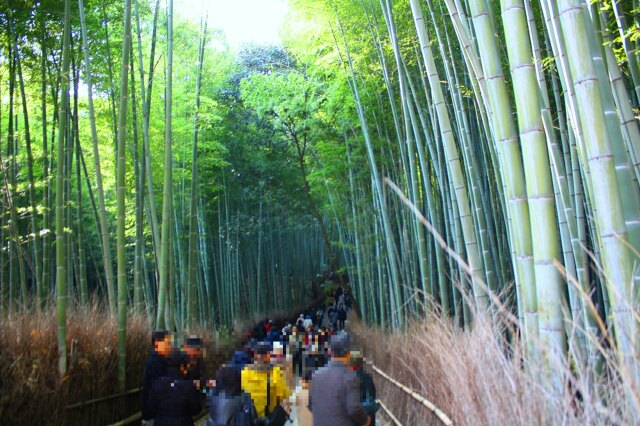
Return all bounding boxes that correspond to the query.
[115,0,133,391]
[72,68,88,306]
[410,0,488,312]
[56,0,71,378]
[332,12,403,328]
[5,47,26,306]
[610,0,640,103]
[136,0,162,275]
[501,0,567,362]
[78,0,117,315]
[40,14,49,307]
[7,8,43,306]
[187,17,207,329]
[557,0,637,379]
[157,0,175,329]
[130,47,143,313]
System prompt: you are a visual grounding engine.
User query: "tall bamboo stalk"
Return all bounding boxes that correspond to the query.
[115,0,132,391]
[556,0,637,380]
[56,0,72,378]
[78,0,117,315]
[187,17,207,329]
[157,0,174,328]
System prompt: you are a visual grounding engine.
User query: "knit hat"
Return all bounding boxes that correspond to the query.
[330,333,351,357]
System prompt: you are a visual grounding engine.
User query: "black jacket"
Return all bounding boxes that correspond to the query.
[150,376,202,426]
[186,357,205,389]
[142,352,168,420]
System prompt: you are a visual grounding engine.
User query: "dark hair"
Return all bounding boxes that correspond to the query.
[216,365,242,396]
[255,342,271,356]
[152,330,169,344]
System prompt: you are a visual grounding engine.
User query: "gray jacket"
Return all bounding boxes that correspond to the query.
[309,360,369,426]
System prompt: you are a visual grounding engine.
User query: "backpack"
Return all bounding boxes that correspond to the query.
[256,369,289,426]
[206,391,256,426]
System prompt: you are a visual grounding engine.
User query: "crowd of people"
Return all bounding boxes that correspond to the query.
[141,286,377,426]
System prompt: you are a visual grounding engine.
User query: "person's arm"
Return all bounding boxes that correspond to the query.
[345,373,369,426]
[275,367,291,402]
[141,360,152,420]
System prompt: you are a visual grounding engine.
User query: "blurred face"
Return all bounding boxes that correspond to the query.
[184,345,201,359]
[154,335,171,356]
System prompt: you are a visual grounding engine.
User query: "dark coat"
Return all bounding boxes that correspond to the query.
[185,356,205,388]
[253,322,266,340]
[338,308,347,322]
[142,352,168,420]
[309,360,369,426]
[356,370,376,400]
[150,376,202,426]
[304,353,329,376]
[357,370,377,426]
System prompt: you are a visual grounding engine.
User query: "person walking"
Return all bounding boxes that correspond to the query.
[337,307,347,331]
[149,351,202,426]
[206,365,257,426]
[271,342,294,390]
[183,336,205,391]
[241,342,290,425]
[315,307,324,327]
[350,352,378,426]
[291,370,313,426]
[296,314,305,330]
[303,315,313,331]
[309,333,371,426]
[254,321,267,341]
[328,308,339,332]
[142,330,172,426]
[290,327,304,377]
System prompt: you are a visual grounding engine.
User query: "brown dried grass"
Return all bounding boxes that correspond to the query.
[351,312,639,426]
[0,301,150,425]
[0,300,301,425]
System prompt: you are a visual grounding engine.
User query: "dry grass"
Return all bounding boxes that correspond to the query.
[0,300,301,425]
[0,302,151,424]
[351,312,640,425]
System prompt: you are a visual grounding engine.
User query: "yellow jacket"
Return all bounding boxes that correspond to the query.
[241,364,291,417]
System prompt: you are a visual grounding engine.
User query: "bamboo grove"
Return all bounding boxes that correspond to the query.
[0,0,328,385]
[283,0,640,394]
[1,0,640,405]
